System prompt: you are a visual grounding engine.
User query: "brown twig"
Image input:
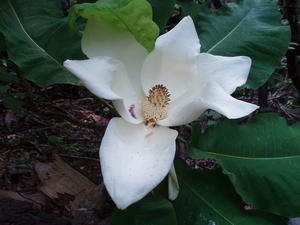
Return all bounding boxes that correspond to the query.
[13,64,105,134]
[59,154,99,162]
[49,106,102,131]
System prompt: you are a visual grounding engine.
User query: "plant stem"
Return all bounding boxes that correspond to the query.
[177,136,188,145]
[96,98,119,116]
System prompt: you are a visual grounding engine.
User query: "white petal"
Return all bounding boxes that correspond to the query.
[82,17,147,90]
[100,118,178,209]
[64,57,145,123]
[159,81,258,127]
[198,53,252,94]
[81,17,148,123]
[64,57,121,100]
[154,16,200,62]
[141,16,200,100]
[168,164,179,201]
[158,91,206,127]
[201,82,259,119]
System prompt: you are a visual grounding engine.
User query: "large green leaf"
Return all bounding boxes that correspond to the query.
[190,113,300,217]
[69,0,159,51]
[0,0,83,87]
[0,32,5,51]
[174,159,286,225]
[111,196,178,225]
[146,0,175,31]
[181,0,290,89]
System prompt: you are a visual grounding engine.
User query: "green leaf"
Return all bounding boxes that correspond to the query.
[69,0,159,51]
[0,32,5,51]
[76,0,97,3]
[3,96,23,113]
[179,0,206,19]
[146,0,175,31]
[174,159,287,225]
[0,0,84,87]
[111,196,178,225]
[190,113,300,217]
[185,0,291,89]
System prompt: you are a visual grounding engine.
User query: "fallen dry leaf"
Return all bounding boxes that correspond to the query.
[35,155,97,214]
[76,109,108,124]
[0,190,47,207]
[0,190,31,202]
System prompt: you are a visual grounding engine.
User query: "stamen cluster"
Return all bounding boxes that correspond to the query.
[142,84,170,126]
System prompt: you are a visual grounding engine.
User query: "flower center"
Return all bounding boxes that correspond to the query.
[142,84,170,127]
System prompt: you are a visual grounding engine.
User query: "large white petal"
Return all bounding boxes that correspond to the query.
[141,16,201,100]
[201,82,259,119]
[100,118,178,209]
[64,57,144,123]
[158,91,206,127]
[198,53,252,94]
[82,17,147,90]
[64,57,121,100]
[159,81,258,127]
[81,17,148,123]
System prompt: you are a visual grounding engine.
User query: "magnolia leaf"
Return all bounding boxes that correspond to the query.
[190,113,300,217]
[69,0,159,52]
[181,0,291,89]
[76,0,96,3]
[0,32,5,51]
[174,159,287,225]
[0,0,83,87]
[111,196,178,225]
[179,0,205,19]
[146,0,175,31]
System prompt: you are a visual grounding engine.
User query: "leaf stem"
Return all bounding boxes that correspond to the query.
[96,98,119,116]
[177,136,188,145]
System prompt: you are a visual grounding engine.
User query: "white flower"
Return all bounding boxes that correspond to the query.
[63,16,258,209]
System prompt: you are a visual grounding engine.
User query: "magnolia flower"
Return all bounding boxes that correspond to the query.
[64,16,258,209]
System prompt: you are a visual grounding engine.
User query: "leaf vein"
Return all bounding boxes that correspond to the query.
[181,178,235,225]
[206,8,253,53]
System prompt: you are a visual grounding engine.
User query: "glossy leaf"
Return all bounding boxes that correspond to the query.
[76,0,96,3]
[181,0,291,89]
[179,0,204,19]
[0,0,83,87]
[0,32,5,51]
[174,159,287,225]
[147,0,175,31]
[190,113,300,217]
[69,0,159,51]
[111,196,178,225]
